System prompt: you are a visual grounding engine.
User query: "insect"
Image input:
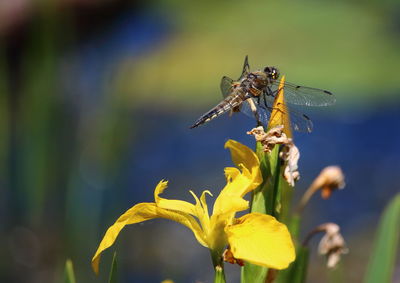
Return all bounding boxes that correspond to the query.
[190,56,335,132]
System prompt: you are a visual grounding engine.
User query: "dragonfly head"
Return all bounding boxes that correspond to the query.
[264,66,280,80]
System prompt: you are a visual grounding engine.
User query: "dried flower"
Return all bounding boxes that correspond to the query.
[248,125,300,186]
[247,125,290,153]
[223,247,244,266]
[297,166,345,213]
[311,166,345,199]
[280,141,300,187]
[317,223,348,268]
[303,223,348,269]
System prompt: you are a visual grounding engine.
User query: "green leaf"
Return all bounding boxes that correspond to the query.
[364,194,400,283]
[241,263,268,283]
[251,143,282,217]
[277,246,309,283]
[288,214,301,242]
[108,252,118,283]
[64,259,76,283]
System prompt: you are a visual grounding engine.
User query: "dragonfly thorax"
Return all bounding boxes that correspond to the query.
[243,71,268,91]
[264,66,280,80]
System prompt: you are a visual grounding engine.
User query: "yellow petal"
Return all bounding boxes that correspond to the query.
[155,181,211,237]
[199,190,212,221]
[268,76,292,138]
[224,167,240,182]
[224,140,262,196]
[92,194,207,274]
[207,193,249,252]
[155,180,197,216]
[212,196,249,220]
[189,190,212,233]
[225,213,295,270]
[212,141,262,217]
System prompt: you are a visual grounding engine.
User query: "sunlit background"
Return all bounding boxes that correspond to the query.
[1,0,399,282]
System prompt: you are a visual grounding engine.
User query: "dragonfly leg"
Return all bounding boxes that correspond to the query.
[247,97,262,126]
[263,96,274,112]
[266,86,275,97]
[258,93,274,112]
[261,92,283,113]
[261,93,289,124]
[256,95,261,106]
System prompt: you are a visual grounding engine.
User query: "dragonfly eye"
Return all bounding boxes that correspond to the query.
[264,66,280,80]
[271,67,280,80]
[264,67,271,74]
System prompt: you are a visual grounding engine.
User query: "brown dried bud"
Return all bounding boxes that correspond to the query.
[247,125,291,153]
[223,247,245,266]
[247,126,300,186]
[297,166,345,213]
[317,223,348,269]
[280,142,300,187]
[310,166,345,199]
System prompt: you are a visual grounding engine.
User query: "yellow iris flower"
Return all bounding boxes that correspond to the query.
[92,140,295,274]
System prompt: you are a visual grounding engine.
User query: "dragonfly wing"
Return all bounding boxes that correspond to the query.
[277,103,313,133]
[259,94,313,132]
[220,76,234,98]
[237,97,272,126]
[220,56,250,98]
[238,55,250,80]
[270,80,335,106]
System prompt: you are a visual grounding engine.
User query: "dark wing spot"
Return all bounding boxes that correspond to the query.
[303,114,311,120]
[295,85,301,89]
[324,90,333,95]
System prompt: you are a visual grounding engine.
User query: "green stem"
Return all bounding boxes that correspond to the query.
[211,250,226,283]
[214,266,226,283]
[271,146,282,219]
[289,213,301,241]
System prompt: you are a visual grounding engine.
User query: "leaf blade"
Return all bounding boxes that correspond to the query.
[364,194,400,283]
[64,259,76,283]
[108,252,118,283]
[277,246,309,283]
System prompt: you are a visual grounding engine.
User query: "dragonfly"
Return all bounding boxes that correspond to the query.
[190,56,335,132]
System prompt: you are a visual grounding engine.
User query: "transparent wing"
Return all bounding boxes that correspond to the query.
[239,55,250,79]
[237,97,271,126]
[270,80,335,106]
[220,56,250,98]
[237,95,313,133]
[261,94,313,132]
[220,76,234,98]
[290,107,313,132]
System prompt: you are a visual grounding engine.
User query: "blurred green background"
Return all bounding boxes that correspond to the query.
[1,0,399,282]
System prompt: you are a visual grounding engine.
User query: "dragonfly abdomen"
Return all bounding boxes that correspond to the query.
[190,93,245,128]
